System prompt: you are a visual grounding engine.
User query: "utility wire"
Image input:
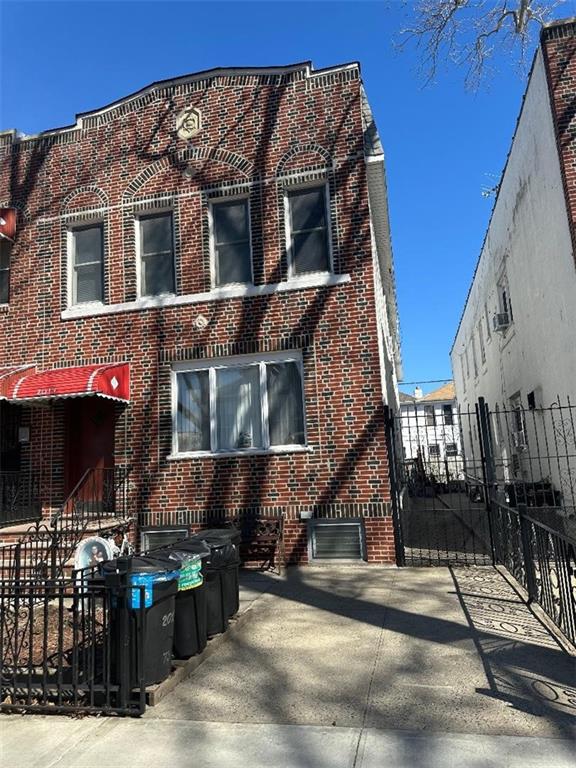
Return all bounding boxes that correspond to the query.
[399,378,452,385]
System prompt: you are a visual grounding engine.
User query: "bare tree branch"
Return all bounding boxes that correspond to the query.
[399,0,565,88]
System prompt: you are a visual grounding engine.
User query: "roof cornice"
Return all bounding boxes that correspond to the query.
[1,61,361,144]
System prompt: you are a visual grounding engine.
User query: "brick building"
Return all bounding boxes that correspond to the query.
[0,62,401,564]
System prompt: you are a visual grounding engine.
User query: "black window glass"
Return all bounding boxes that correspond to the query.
[177,371,210,452]
[140,213,174,296]
[141,214,172,255]
[288,187,330,275]
[290,188,326,231]
[73,225,103,303]
[0,241,10,304]
[267,361,305,446]
[213,200,251,286]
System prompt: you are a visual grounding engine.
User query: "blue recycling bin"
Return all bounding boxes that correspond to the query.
[102,553,181,687]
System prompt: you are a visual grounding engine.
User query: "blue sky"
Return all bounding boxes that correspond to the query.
[1,0,573,393]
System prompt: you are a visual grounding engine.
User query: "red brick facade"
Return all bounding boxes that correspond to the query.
[542,21,576,266]
[0,63,399,564]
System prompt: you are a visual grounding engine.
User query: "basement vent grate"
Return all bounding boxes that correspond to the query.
[310,519,365,561]
[140,527,189,552]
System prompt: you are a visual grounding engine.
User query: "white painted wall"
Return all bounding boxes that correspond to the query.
[451,50,576,501]
[452,49,576,412]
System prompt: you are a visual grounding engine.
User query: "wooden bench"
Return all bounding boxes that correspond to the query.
[208,516,284,572]
[240,516,284,572]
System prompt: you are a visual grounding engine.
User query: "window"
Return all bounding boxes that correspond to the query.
[501,287,513,320]
[424,405,435,426]
[498,275,514,323]
[446,443,458,457]
[174,353,306,455]
[210,198,252,286]
[443,404,454,425]
[286,186,330,275]
[0,239,10,304]
[484,302,491,339]
[478,320,485,363]
[70,224,104,304]
[428,444,440,457]
[471,335,478,377]
[138,212,175,297]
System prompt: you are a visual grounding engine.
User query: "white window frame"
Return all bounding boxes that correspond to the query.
[135,208,176,298]
[67,221,105,307]
[208,195,253,288]
[428,444,440,458]
[171,350,308,458]
[284,181,333,279]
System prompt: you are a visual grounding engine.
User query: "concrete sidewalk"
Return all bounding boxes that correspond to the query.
[1,566,574,767]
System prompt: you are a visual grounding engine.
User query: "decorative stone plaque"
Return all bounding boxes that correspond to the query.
[176,106,201,139]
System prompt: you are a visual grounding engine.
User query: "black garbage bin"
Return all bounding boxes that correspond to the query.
[191,529,241,629]
[159,540,211,659]
[101,553,181,688]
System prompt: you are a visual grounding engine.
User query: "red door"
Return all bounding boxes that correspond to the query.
[64,398,115,497]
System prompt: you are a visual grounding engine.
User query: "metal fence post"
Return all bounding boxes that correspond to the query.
[517,503,538,602]
[476,398,497,566]
[14,541,21,583]
[114,556,132,711]
[384,405,405,567]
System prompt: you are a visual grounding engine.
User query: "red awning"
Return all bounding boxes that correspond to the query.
[5,363,130,403]
[0,365,36,399]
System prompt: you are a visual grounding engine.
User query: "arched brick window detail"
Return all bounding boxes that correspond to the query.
[61,186,108,215]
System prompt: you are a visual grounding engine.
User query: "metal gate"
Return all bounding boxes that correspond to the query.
[385,396,576,648]
[386,401,493,567]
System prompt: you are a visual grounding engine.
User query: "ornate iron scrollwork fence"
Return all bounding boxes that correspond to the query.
[0,568,146,716]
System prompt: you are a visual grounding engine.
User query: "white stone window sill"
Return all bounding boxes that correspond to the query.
[61,273,351,320]
[167,445,313,461]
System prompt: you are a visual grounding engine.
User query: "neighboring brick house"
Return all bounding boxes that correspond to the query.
[0,62,401,565]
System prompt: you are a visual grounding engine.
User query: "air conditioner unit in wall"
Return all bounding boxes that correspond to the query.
[493,312,510,332]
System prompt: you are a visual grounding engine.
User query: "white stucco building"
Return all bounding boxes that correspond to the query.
[399,382,462,484]
[451,20,576,508]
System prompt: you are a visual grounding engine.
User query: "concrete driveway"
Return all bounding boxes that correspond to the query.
[1,566,574,767]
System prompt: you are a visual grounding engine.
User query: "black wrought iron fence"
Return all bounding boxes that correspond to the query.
[0,568,146,716]
[491,502,576,647]
[390,397,576,648]
[390,403,493,566]
[0,542,21,582]
[0,466,132,584]
[476,399,576,523]
[0,471,41,526]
